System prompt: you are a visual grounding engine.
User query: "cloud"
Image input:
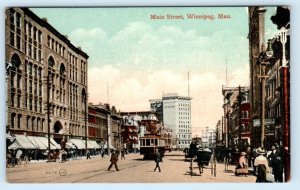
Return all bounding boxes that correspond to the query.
[74,21,250,137]
[88,64,248,137]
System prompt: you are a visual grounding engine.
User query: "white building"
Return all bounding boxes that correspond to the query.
[201,127,216,148]
[162,93,192,149]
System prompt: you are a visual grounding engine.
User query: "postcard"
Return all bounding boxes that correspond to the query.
[5,6,290,183]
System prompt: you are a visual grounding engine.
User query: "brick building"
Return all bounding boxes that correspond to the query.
[5,8,88,147]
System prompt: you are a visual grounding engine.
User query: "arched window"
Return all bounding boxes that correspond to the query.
[48,56,54,67]
[60,63,66,74]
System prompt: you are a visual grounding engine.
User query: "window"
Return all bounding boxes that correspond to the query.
[11,93,15,107]
[10,9,15,46]
[48,56,54,67]
[11,113,16,129]
[18,114,22,129]
[17,95,21,108]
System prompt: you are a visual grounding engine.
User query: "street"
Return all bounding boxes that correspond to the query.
[6,151,256,183]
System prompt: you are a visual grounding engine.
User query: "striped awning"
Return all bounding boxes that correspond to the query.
[70,138,86,149]
[11,135,37,149]
[88,140,101,149]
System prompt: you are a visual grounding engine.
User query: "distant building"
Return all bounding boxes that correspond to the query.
[162,93,192,149]
[201,127,215,148]
[149,99,163,123]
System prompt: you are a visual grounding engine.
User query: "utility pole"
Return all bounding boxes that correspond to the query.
[47,73,51,160]
[238,86,242,150]
[85,94,88,159]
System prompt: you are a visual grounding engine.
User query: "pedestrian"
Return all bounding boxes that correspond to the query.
[269,144,283,182]
[107,149,119,171]
[101,149,105,159]
[235,152,248,176]
[87,150,91,159]
[154,149,162,172]
[246,147,252,167]
[16,149,23,166]
[254,147,270,182]
[121,148,126,160]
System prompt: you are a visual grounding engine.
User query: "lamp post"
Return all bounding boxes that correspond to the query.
[45,73,54,160]
[84,94,88,159]
[258,39,273,148]
[280,26,290,182]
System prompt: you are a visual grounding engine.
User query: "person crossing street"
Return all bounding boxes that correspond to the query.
[154,149,162,172]
[107,149,119,171]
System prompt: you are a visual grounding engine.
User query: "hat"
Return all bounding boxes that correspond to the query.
[240,152,247,156]
[271,146,276,150]
[257,147,266,154]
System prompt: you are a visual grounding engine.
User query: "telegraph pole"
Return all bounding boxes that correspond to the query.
[238,85,242,150]
[47,73,51,160]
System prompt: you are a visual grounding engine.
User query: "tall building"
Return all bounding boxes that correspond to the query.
[248,7,268,148]
[162,93,192,149]
[5,8,88,146]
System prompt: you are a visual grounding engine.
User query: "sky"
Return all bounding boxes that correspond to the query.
[31,7,278,137]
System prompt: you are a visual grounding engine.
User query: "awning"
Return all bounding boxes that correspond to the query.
[70,138,86,149]
[37,137,59,150]
[50,138,61,149]
[27,136,47,150]
[8,141,22,150]
[65,141,76,149]
[84,140,94,149]
[12,135,37,149]
[88,140,101,149]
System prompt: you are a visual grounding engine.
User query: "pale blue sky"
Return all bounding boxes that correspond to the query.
[31,7,278,135]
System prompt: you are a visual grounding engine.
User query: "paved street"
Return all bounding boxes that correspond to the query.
[7,151,256,183]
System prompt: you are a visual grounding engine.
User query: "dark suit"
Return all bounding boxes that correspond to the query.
[108,152,119,171]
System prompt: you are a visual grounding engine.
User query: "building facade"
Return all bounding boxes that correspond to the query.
[162,93,192,149]
[5,8,88,145]
[149,99,163,124]
[248,7,266,148]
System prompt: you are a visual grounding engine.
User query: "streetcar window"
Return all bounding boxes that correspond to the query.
[151,139,154,146]
[155,139,158,146]
[146,139,150,146]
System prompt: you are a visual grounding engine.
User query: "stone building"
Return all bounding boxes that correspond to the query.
[5,8,88,146]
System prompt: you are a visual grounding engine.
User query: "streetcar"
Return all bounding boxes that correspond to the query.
[139,134,166,159]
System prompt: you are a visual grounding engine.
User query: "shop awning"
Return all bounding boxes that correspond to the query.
[70,138,86,149]
[84,140,94,149]
[12,135,37,149]
[8,141,22,150]
[50,138,61,149]
[37,137,60,150]
[88,140,101,149]
[65,141,76,149]
[27,136,47,150]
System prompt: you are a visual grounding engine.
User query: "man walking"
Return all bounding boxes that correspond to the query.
[107,149,119,171]
[121,148,126,160]
[154,149,162,172]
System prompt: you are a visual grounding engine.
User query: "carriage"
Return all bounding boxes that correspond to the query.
[195,148,213,166]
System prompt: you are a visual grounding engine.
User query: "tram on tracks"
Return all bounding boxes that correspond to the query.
[140,134,166,159]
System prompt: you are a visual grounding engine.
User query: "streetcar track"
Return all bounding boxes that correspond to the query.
[71,160,150,183]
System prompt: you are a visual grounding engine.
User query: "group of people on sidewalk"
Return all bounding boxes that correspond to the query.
[235,144,284,183]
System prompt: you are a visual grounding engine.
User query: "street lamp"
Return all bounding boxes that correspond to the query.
[279,26,290,182]
[258,39,273,148]
[45,73,54,161]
